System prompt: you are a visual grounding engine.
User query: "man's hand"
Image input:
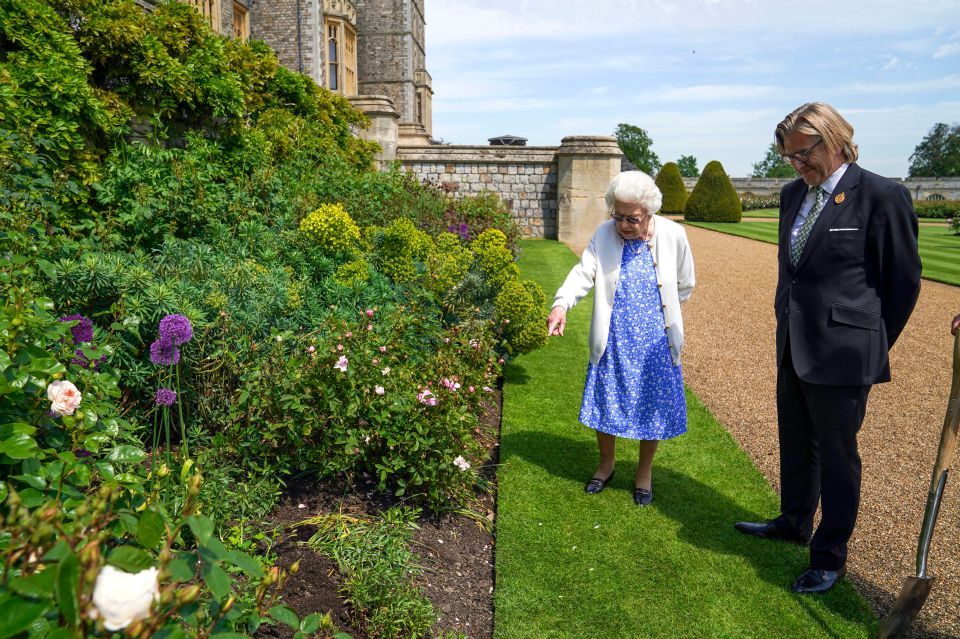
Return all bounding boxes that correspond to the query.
[546,305,567,337]
[952,314,960,336]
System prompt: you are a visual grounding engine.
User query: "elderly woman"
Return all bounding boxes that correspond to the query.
[546,170,695,506]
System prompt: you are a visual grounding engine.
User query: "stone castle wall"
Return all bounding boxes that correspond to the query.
[249,0,321,84]
[397,145,560,239]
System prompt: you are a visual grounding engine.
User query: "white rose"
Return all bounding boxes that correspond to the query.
[91,565,160,631]
[46,380,82,416]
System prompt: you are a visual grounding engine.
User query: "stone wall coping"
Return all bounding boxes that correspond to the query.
[557,135,623,156]
[398,145,559,164]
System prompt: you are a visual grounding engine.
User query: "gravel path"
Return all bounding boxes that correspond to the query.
[680,224,960,638]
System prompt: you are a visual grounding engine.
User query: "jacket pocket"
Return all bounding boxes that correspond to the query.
[831,302,880,330]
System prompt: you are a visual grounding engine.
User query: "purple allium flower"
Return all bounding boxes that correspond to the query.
[60,314,94,344]
[158,314,193,345]
[447,222,471,241]
[155,388,177,406]
[149,336,180,366]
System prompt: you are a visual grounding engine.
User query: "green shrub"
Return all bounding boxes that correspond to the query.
[741,192,781,211]
[684,160,743,222]
[494,279,548,355]
[655,162,688,215]
[471,229,520,290]
[299,202,362,256]
[914,199,960,219]
[371,217,434,284]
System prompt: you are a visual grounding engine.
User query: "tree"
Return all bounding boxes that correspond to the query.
[751,142,798,178]
[655,163,688,215]
[908,123,960,177]
[676,155,699,177]
[685,160,742,222]
[614,123,661,175]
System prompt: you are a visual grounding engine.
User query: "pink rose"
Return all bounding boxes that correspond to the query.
[366,309,375,317]
[47,380,82,416]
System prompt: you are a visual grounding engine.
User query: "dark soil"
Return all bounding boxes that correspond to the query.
[256,393,500,639]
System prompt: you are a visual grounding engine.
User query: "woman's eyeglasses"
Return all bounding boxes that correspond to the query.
[781,138,822,165]
[610,212,646,225]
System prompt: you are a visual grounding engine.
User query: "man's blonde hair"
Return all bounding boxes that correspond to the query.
[775,102,859,164]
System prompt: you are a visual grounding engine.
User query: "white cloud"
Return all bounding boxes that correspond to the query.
[933,43,960,58]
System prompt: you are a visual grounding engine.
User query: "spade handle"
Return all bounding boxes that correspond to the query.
[916,331,960,576]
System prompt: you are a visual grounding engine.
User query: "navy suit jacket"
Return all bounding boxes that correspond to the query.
[774,163,921,385]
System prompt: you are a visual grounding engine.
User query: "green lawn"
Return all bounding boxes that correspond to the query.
[494,239,879,638]
[685,221,960,286]
[742,208,779,218]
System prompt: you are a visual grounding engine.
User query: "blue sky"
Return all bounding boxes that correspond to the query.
[426,0,960,178]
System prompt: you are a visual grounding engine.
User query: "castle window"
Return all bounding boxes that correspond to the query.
[232,1,248,41]
[182,0,222,34]
[324,17,357,95]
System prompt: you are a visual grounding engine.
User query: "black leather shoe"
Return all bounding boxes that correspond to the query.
[633,487,653,506]
[733,520,808,544]
[791,567,846,594]
[584,472,614,494]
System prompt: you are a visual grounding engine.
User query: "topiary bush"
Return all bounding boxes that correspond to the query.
[684,160,742,222]
[655,162,688,215]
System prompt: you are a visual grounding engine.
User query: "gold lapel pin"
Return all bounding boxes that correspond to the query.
[834,192,846,204]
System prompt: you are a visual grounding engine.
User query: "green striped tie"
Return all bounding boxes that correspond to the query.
[790,186,827,267]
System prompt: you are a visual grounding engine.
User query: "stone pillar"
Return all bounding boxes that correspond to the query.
[348,95,400,169]
[556,136,623,255]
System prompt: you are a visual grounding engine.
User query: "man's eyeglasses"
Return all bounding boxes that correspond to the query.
[781,138,823,165]
[610,212,646,225]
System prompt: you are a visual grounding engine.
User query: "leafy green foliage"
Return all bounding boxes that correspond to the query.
[302,508,437,639]
[751,142,798,178]
[685,160,743,222]
[300,202,362,256]
[1,1,549,634]
[740,193,781,211]
[908,122,960,177]
[655,162,688,215]
[676,154,699,177]
[614,123,661,175]
[912,199,959,220]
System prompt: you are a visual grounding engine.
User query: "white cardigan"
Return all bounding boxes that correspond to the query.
[552,216,695,366]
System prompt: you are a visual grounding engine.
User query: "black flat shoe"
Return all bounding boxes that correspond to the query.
[733,520,809,544]
[633,487,652,506]
[584,471,614,494]
[791,567,846,594]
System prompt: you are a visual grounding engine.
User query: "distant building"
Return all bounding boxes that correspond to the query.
[139,0,432,144]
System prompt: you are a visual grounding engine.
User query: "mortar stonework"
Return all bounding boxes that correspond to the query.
[398,146,560,239]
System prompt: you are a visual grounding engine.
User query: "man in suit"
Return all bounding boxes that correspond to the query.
[735,102,922,594]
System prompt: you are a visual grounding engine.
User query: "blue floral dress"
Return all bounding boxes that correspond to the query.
[579,238,687,440]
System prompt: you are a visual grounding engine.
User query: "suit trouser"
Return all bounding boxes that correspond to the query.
[775,346,871,571]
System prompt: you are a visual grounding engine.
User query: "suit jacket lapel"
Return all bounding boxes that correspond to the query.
[794,163,862,270]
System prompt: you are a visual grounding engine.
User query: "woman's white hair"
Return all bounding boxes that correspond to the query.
[604,170,662,215]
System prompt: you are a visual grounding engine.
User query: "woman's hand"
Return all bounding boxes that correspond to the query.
[547,306,567,336]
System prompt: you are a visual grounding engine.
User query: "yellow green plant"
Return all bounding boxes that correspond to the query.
[471,228,520,290]
[374,217,434,284]
[299,203,361,255]
[494,279,548,354]
[427,232,473,294]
